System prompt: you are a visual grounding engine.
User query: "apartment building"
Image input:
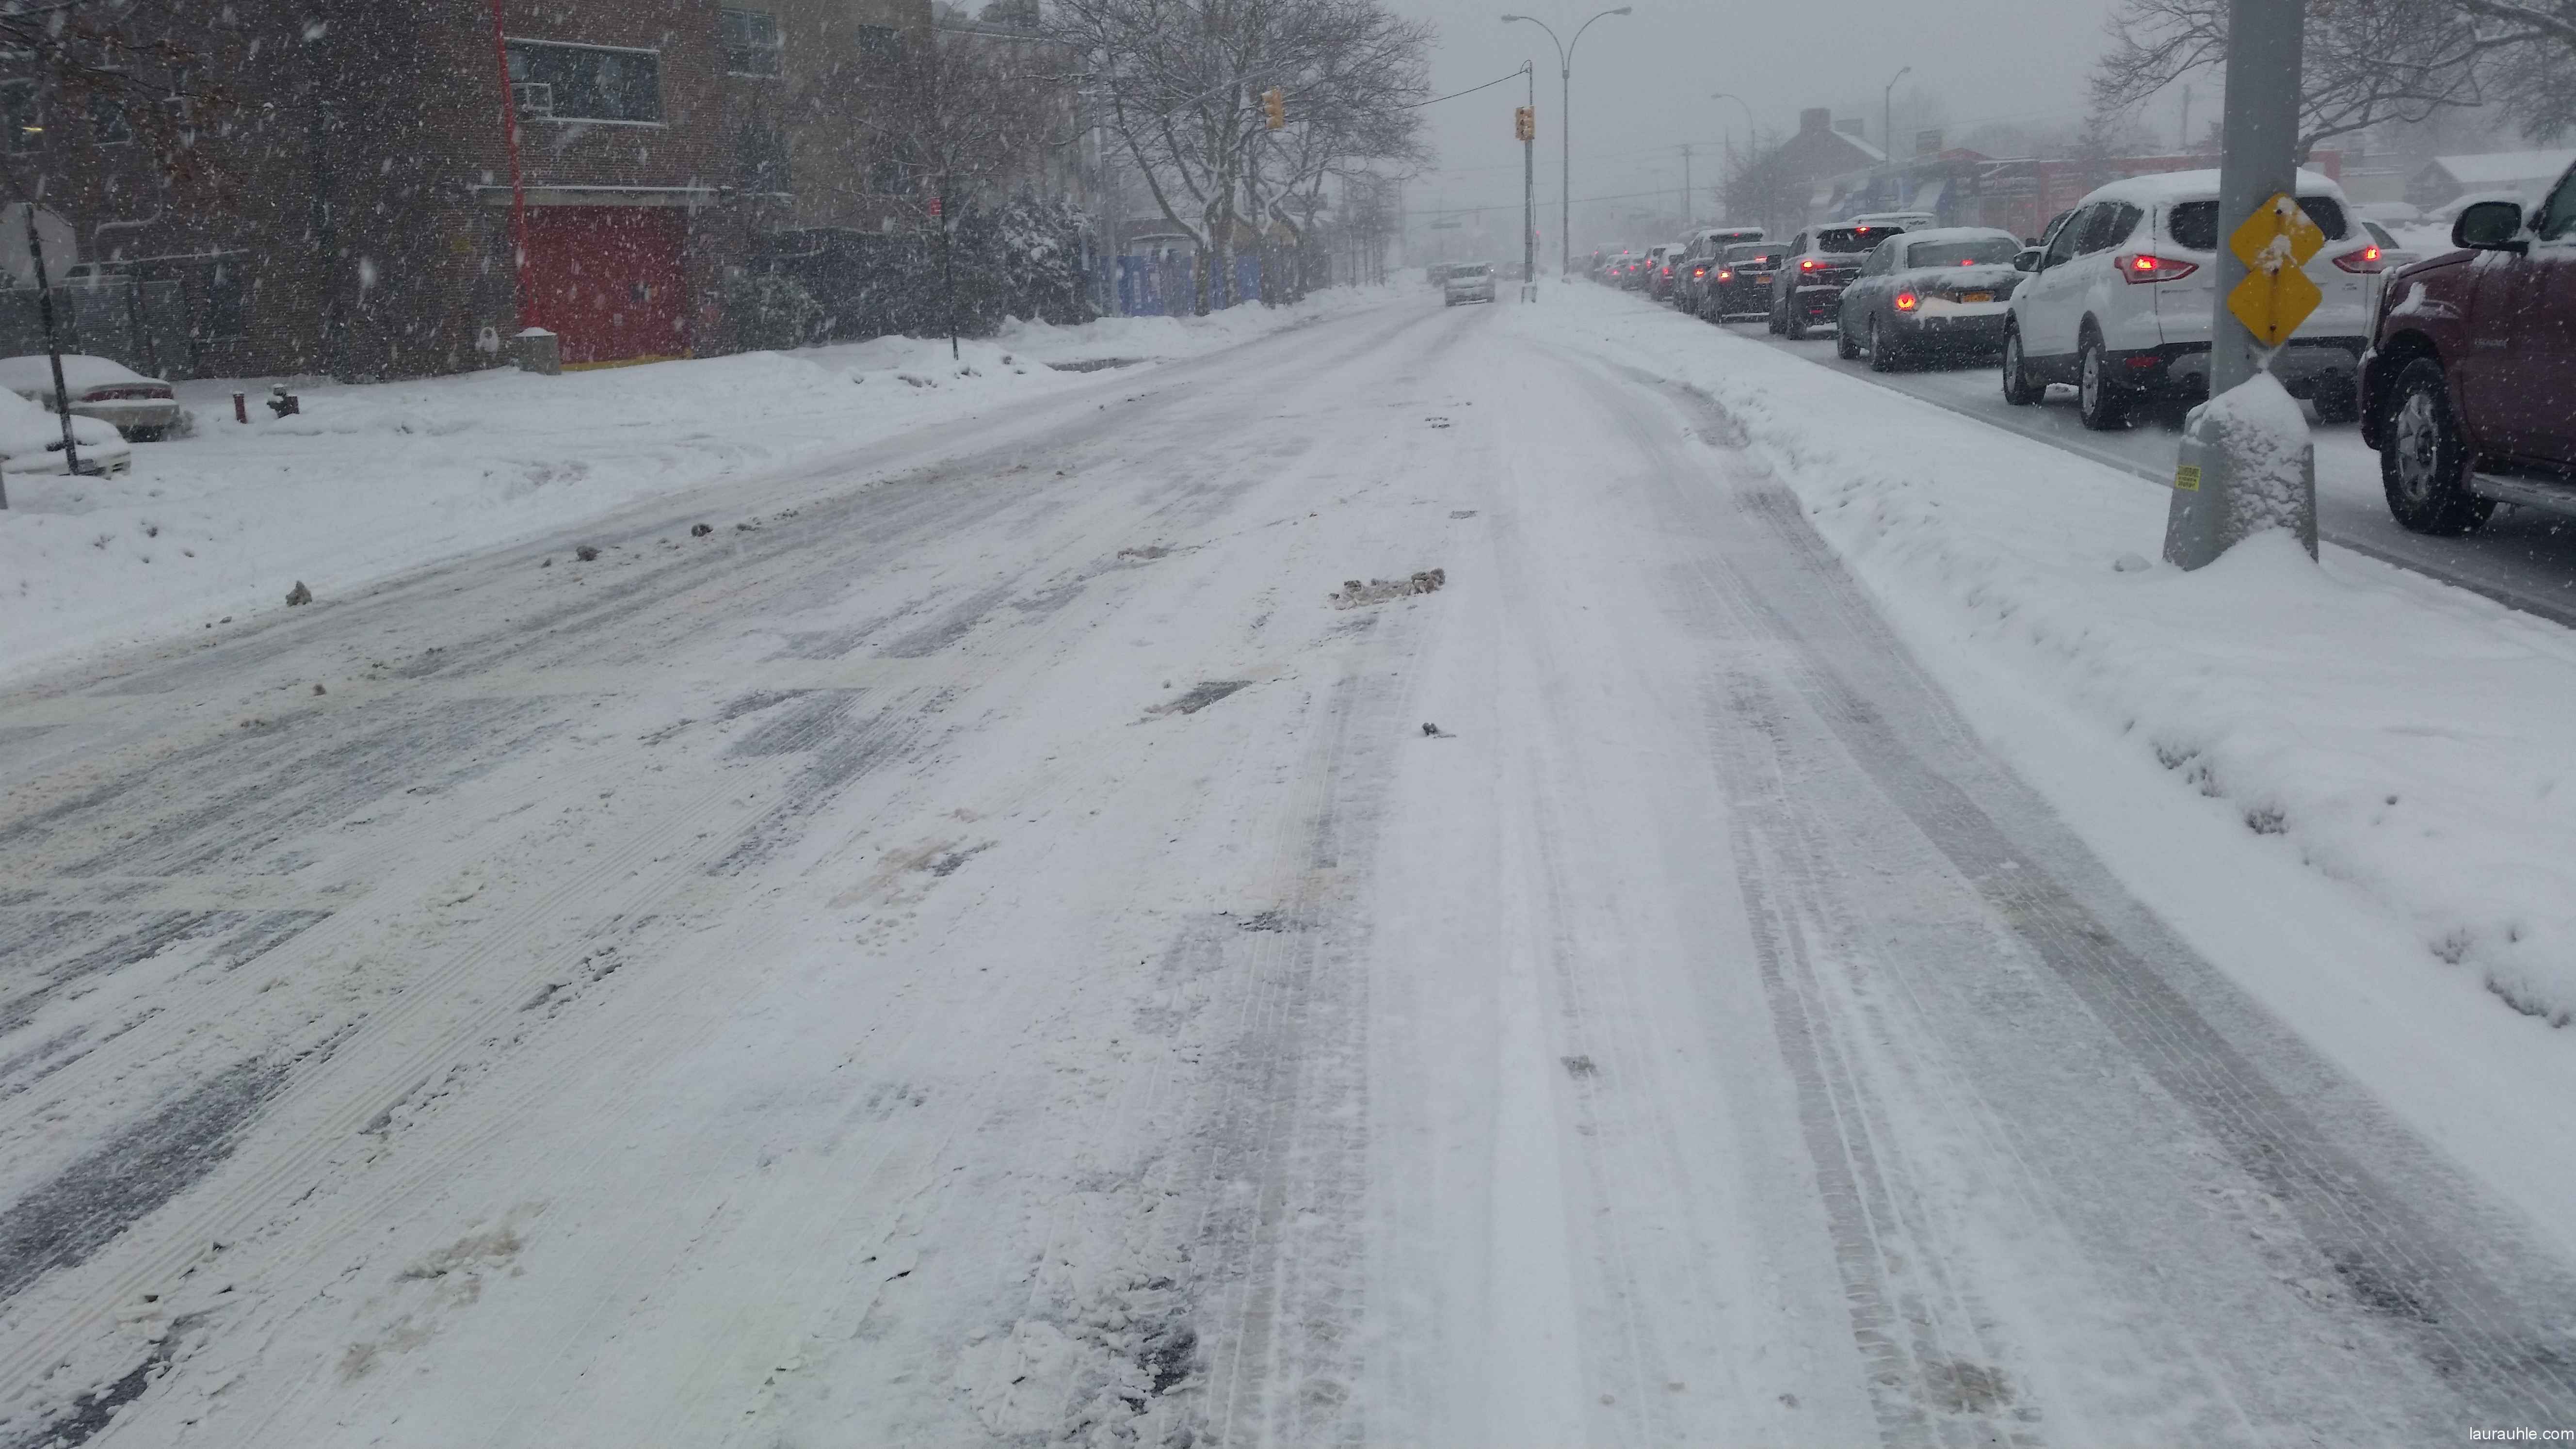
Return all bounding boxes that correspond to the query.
[5,0,928,380]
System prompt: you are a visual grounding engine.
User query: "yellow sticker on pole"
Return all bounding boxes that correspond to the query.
[2225,193,2327,347]
[2174,462,2202,492]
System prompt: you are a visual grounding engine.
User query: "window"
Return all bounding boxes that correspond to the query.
[2077,202,2141,255]
[721,9,782,78]
[2539,169,2576,242]
[1906,237,2017,268]
[855,25,904,74]
[738,124,789,194]
[0,80,33,153]
[2044,206,2090,266]
[91,102,134,145]
[505,40,662,123]
[2167,195,2346,252]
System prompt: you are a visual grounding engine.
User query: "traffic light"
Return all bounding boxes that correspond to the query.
[1514,105,1534,142]
[1263,88,1286,129]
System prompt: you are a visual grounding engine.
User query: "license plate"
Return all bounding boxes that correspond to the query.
[1958,291,1993,303]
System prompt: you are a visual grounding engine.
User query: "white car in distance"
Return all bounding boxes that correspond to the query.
[0,354,181,440]
[1443,261,1498,306]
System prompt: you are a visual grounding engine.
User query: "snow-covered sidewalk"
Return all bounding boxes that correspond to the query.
[0,289,1385,687]
[1527,283,2576,1232]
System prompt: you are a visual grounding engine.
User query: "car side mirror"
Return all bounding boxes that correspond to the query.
[2013,248,2042,273]
[2454,199,2528,253]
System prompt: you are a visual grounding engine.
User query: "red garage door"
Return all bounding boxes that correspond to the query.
[524,207,690,365]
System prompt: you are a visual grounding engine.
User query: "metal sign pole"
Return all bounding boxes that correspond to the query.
[26,208,78,477]
[2163,0,2315,569]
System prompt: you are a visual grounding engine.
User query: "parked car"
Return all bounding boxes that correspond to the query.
[1702,242,1782,320]
[0,354,181,440]
[2359,159,2576,534]
[1675,226,1765,314]
[1443,261,1498,306]
[1835,227,2026,370]
[1644,243,1687,302]
[2000,167,2376,429]
[0,385,130,475]
[1767,224,1903,338]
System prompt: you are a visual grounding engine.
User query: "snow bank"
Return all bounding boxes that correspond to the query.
[0,287,1393,685]
[1523,292,2576,1030]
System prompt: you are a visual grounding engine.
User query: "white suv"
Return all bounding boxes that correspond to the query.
[2000,168,2381,429]
[1443,261,1497,306]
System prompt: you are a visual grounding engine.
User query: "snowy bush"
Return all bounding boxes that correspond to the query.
[724,271,825,353]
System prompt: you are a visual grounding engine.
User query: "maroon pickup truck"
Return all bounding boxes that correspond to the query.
[2359,158,2576,534]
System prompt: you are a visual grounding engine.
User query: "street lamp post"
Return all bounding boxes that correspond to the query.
[1882,65,1912,184]
[1501,7,1632,279]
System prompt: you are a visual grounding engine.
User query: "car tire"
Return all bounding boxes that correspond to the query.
[2001,326,2038,406]
[2380,356,2492,535]
[2311,375,2360,425]
[1867,315,1900,372]
[1782,306,1807,341]
[1836,313,1863,360]
[1766,301,1782,334]
[2076,331,2129,431]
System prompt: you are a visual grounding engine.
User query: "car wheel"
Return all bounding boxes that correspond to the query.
[2000,327,2038,406]
[2311,375,2360,425]
[1836,312,1863,360]
[2380,357,2492,535]
[2076,332,2129,431]
[1867,315,1899,372]
[123,426,166,443]
[1782,305,1807,341]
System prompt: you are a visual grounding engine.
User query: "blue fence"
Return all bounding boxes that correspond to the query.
[1114,252,1264,316]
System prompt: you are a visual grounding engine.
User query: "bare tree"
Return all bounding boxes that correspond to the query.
[1049,0,1430,313]
[1721,132,1808,241]
[2091,0,2495,158]
[0,0,226,194]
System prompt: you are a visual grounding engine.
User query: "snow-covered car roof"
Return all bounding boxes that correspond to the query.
[0,353,165,396]
[0,382,128,472]
[1892,226,2021,252]
[2077,167,2347,210]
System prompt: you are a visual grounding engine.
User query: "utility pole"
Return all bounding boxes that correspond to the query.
[1517,65,1537,299]
[23,209,77,478]
[1882,65,1911,195]
[1680,143,1692,230]
[2164,0,2315,568]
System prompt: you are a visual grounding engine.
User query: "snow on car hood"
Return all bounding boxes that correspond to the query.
[1899,263,2023,295]
[0,385,124,466]
[0,353,161,396]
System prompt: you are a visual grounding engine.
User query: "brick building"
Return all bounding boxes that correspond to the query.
[3,0,929,381]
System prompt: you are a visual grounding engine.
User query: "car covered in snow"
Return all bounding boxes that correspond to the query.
[2000,168,2377,429]
[1835,227,2026,370]
[0,354,180,440]
[2358,157,2576,533]
[1442,261,1497,306]
[0,383,131,476]
[1767,223,1905,339]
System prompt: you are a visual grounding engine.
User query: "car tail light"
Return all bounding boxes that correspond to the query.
[2115,252,2198,283]
[1800,257,1819,272]
[2333,244,2383,274]
[1716,269,1733,281]
[1894,292,1919,312]
[1692,265,1707,277]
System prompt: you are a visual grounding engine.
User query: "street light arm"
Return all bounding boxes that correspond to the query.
[1565,5,1631,67]
[1499,14,1566,72]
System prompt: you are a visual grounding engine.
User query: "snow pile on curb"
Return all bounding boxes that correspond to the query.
[1526,292,2576,1028]
[0,287,1394,687]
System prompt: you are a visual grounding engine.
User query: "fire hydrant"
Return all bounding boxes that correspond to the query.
[266,384,299,419]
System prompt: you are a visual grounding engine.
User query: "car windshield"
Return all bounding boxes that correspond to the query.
[1905,238,2018,267]
[2168,195,2349,250]
[1451,264,1491,278]
[1724,244,1776,264]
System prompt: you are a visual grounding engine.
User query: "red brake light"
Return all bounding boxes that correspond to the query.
[2115,252,2198,284]
[1717,269,1733,280]
[2333,244,2383,274]
[1800,257,1819,272]
[1894,292,1919,312]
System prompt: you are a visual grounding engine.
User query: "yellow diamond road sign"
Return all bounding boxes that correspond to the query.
[2225,192,2327,348]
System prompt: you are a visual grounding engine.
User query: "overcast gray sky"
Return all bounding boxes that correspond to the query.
[1386,0,2128,250]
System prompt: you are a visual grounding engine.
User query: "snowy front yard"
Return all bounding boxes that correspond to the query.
[0,290,1384,687]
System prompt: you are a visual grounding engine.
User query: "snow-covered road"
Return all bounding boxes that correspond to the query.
[3,287,2573,1446]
